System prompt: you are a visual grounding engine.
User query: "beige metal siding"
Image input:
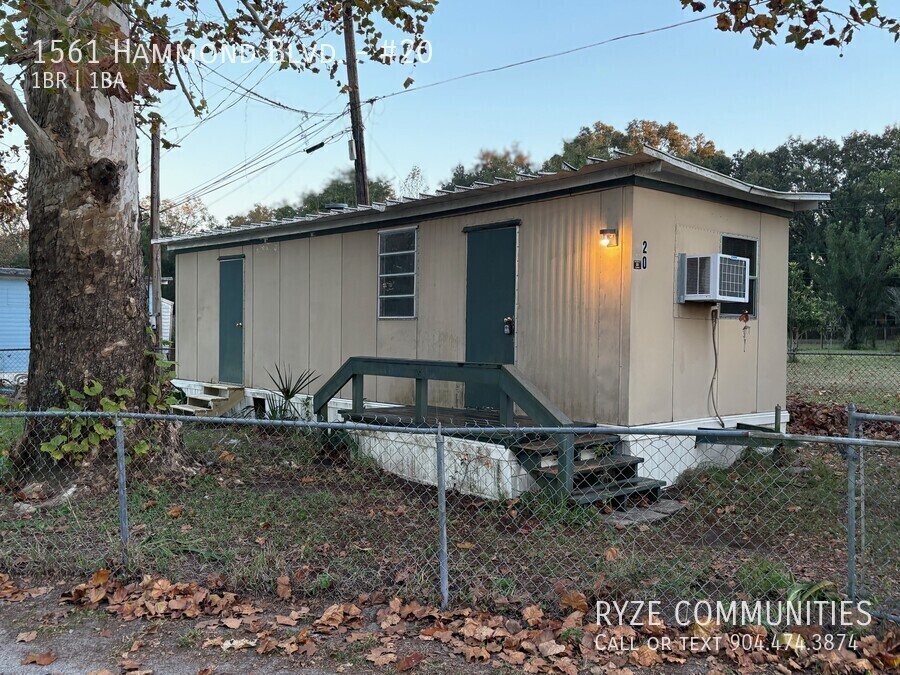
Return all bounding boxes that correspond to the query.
[195,249,220,383]
[628,187,787,424]
[175,252,198,380]
[309,236,343,392]
[341,231,377,400]
[756,213,789,412]
[250,244,280,388]
[178,189,629,421]
[279,239,312,392]
[176,184,786,425]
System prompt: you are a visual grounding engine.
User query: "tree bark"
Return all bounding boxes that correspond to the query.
[24,3,149,412]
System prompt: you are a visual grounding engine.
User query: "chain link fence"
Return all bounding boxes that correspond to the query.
[787,351,900,413]
[0,410,897,620]
[0,348,28,403]
[847,408,900,622]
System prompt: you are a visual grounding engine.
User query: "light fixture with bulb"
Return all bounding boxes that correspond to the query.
[599,229,618,247]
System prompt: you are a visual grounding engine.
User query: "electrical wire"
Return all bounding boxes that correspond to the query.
[365,4,765,105]
[708,307,726,428]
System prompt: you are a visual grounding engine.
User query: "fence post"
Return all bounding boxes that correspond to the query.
[435,424,449,609]
[846,403,858,602]
[115,418,130,567]
[774,404,781,433]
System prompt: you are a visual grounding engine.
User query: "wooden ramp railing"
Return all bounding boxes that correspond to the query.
[312,357,580,495]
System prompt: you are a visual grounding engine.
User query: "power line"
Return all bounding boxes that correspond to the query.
[366,5,760,105]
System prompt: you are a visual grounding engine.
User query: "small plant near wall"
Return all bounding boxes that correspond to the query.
[257,364,319,421]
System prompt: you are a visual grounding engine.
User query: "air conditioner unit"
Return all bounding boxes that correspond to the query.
[677,253,750,303]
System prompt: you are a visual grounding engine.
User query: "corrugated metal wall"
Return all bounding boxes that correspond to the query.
[176,188,629,423]
[0,275,30,374]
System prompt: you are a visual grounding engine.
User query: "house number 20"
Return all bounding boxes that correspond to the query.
[640,241,648,269]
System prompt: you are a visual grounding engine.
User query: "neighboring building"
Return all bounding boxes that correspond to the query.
[161,146,828,430]
[0,268,30,377]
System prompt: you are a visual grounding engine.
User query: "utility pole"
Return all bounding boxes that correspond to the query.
[342,0,370,206]
[150,124,162,346]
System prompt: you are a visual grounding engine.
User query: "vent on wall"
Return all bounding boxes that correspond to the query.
[677,253,750,303]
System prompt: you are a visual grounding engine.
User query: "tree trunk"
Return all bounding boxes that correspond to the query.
[24,3,149,413]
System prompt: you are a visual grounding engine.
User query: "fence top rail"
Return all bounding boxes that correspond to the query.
[1,409,899,449]
[788,350,900,357]
[850,411,900,423]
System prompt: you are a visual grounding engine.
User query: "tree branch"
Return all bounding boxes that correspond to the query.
[0,73,60,159]
[8,0,99,65]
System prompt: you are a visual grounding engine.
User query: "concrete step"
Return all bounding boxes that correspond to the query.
[170,404,211,417]
[188,393,228,408]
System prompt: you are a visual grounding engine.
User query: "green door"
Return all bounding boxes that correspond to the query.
[219,257,244,384]
[465,226,517,409]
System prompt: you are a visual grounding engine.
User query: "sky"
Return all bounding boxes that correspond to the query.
[143,1,900,221]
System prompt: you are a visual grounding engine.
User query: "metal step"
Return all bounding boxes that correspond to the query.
[534,454,643,477]
[512,433,619,455]
[570,477,665,506]
[170,404,211,417]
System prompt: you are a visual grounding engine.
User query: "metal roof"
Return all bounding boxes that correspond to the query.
[157,145,830,252]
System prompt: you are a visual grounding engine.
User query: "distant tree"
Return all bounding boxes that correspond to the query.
[140,198,218,300]
[787,261,837,355]
[543,119,730,172]
[441,146,533,190]
[813,223,892,349]
[227,203,275,228]
[0,217,28,269]
[400,165,428,198]
[230,171,396,224]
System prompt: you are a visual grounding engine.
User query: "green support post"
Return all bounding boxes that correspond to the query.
[499,391,514,427]
[555,432,575,500]
[352,374,364,413]
[415,378,428,425]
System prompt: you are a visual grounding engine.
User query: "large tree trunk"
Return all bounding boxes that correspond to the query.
[24,4,149,413]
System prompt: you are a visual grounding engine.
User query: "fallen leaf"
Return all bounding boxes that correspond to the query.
[396,652,425,671]
[275,615,297,626]
[367,646,397,666]
[605,547,621,562]
[276,575,292,600]
[22,651,57,666]
[221,617,242,629]
[16,631,37,642]
[629,645,662,667]
[559,590,588,613]
[523,604,544,626]
[455,542,475,550]
[167,505,184,518]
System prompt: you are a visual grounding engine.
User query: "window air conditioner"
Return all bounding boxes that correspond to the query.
[677,253,750,303]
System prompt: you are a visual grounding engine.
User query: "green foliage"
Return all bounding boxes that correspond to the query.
[441,146,534,190]
[38,348,181,461]
[251,364,319,421]
[681,1,899,50]
[788,262,841,351]
[737,559,794,598]
[813,223,892,349]
[229,171,396,226]
[543,119,729,172]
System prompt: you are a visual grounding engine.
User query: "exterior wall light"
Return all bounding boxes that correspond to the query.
[599,229,618,247]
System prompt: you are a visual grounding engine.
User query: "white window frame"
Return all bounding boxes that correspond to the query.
[720,234,758,318]
[377,226,418,319]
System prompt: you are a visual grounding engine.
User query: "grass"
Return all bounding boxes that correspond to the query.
[787,352,900,413]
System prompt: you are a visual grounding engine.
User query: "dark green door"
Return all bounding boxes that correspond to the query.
[465,226,517,409]
[219,257,244,384]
